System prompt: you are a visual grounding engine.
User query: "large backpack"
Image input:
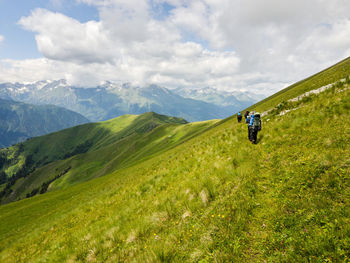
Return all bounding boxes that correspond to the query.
[244,111,250,118]
[253,114,261,130]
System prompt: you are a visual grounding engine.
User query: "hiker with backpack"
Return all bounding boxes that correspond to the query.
[247,112,253,140]
[244,110,250,121]
[248,112,254,141]
[237,112,242,123]
[249,112,261,144]
[245,112,250,124]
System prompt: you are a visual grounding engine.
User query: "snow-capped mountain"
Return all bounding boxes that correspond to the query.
[0,80,259,122]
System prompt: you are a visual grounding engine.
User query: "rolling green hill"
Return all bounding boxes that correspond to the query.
[0,112,217,204]
[0,58,349,262]
[0,99,89,148]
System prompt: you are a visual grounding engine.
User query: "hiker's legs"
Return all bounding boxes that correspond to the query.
[249,126,254,141]
[252,128,258,143]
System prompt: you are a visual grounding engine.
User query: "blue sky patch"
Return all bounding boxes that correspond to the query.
[151,1,176,21]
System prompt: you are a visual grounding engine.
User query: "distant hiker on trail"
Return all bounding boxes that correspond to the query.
[248,112,254,141]
[245,112,250,124]
[249,111,261,144]
[237,112,242,123]
[244,111,250,121]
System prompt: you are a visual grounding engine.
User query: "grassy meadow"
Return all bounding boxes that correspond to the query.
[0,63,349,261]
[0,59,350,263]
[0,113,217,204]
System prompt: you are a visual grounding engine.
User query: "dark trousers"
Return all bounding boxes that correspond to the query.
[248,126,253,140]
[248,126,258,142]
[237,116,242,123]
[251,127,258,143]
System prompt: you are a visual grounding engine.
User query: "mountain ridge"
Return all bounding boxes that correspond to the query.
[0,81,256,122]
[0,111,217,204]
[0,98,89,148]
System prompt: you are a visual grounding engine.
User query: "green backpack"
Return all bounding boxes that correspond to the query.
[253,114,261,130]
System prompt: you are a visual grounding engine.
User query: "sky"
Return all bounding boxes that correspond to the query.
[0,0,350,95]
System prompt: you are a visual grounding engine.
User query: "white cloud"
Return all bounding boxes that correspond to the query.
[18,9,115,64]
[0,35,4,45]
[0,48,240,90]
[294,20,350,61]
[14,3,241,90]
[162,0,350,92]
[2,0,350,95]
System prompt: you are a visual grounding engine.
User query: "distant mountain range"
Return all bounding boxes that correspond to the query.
[0,98,89,148]
[172,86,264,108]
[0,80,260,122]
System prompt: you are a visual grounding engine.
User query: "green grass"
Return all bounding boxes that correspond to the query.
[0,112,217,203]
[0,68,349,262]
[3,57,350,205]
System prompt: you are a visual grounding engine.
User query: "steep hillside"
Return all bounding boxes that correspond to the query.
[0,60,349,262]
[0,81,237,122]
[0,99,89,148]
[0,112,217,204]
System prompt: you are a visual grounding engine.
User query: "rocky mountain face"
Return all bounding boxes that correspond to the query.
[0,80,258,122]
[0,98,89,148]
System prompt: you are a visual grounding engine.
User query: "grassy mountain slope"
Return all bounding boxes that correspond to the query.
[0,99,89,148]
[0,112,217,204]
[0,61,349,262]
